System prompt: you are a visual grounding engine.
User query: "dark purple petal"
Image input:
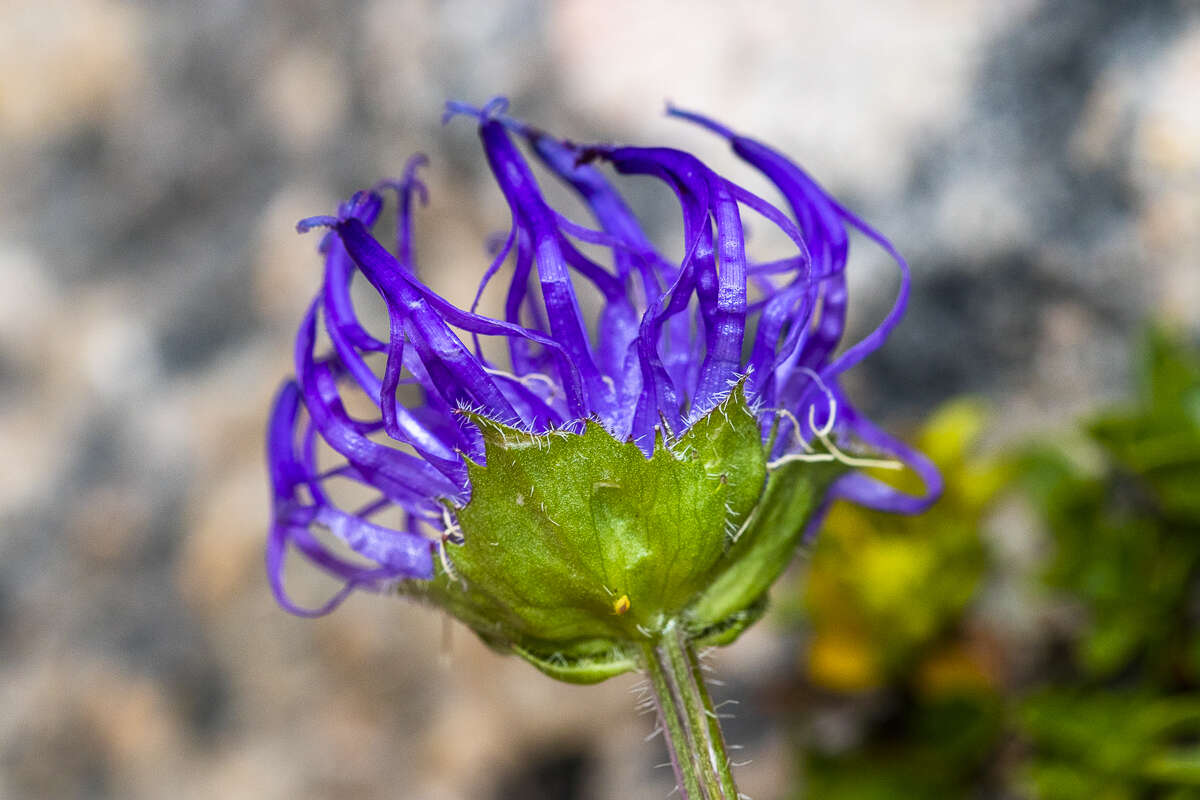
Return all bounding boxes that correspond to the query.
[265,381,435,617]
[824,205,911,378]
[828,389,943,514]
[313,507,436,574]
[335,217,522,419]
[294,300,463,503]
[375,153,429,269]
[519,124,667,292]
[469,228,516,317]
[337,215,587,420]
[476,120,621,422]
[693,182,748,408]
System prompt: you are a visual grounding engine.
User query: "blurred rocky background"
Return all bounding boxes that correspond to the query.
[1,1,1198,798]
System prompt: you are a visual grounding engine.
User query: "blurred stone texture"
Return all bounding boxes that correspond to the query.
[0,1,1196,798]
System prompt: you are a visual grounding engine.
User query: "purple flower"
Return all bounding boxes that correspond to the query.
[267,97,941,616]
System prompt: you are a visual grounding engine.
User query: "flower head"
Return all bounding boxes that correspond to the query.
[267,98,940,661]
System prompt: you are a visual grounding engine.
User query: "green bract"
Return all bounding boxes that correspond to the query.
[400,387,844,683]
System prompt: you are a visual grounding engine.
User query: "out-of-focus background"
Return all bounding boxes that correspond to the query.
[2,1,1198,798]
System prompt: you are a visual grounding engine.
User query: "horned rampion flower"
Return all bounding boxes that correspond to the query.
[267,98,940,687]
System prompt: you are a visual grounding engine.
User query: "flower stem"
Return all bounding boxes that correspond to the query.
[640,620,741,799]
[679,629,741,800]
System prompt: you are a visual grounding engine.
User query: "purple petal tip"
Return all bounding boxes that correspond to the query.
[296,215,338,233]
[665,105,738,139]
[443,96,510,126]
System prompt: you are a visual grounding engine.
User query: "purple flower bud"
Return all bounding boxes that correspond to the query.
[266,98,941,616]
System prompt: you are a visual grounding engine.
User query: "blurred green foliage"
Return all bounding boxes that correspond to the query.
[789,328,1200,799]
[1024,327,1200,683]
[1019,691,1200,799]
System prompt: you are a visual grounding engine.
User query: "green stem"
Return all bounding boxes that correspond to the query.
[641,637,705,800]
[679,629,741,800]
[640,620,741,799]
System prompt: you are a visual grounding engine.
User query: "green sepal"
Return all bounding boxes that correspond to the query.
[400,385,846,682]
[511,639,639,684]
[688,593,770,648]
[685,457,845,627]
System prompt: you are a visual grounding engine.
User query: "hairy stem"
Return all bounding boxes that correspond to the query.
[641,635,705,799]
[678,628,741,799]
[640,620,740,799]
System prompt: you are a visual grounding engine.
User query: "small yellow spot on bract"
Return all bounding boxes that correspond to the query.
[612,594,631,615]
